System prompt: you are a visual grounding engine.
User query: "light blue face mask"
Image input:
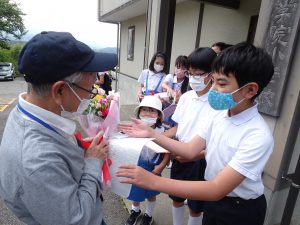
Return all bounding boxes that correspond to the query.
[208,85,247,110]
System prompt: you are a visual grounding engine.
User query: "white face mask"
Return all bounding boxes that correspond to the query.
[175,68,186,79]
[154,63,164,72]
[140,116,157,126]
[60,83,90,120]
[189,75,209,92]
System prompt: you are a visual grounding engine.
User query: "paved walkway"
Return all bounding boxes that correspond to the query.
[122,169,190,225]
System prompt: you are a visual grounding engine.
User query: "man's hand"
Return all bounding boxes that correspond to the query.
[84,131,109,160]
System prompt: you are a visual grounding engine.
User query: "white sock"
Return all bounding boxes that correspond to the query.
[145,200,156,217]
[132,204,140,212]
[187,214,203,225]
[172,205,185,225]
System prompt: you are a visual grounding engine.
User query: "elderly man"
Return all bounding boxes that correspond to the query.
[0,31,117,225]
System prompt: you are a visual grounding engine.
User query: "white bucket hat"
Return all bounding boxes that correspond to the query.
[134,96,164,120]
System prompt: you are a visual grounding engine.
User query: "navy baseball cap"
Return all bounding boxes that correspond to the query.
[18,31,118,84]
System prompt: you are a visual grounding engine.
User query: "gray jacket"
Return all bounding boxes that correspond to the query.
[0,107,104,225]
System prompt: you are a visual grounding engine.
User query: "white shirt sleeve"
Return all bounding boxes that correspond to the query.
[196,112,214,141]
[163,74,173,88]
[228,131,274,181]
[138,69,148,85]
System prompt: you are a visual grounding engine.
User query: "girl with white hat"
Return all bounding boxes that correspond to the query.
[125,96,169,225]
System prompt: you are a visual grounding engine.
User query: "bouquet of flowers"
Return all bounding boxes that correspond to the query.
[85,94,111,118]
[78,87,120,137]
[76,87,120,188]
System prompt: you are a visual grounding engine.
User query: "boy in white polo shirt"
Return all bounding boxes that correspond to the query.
[164,48,219,225]
[118,42,274,225]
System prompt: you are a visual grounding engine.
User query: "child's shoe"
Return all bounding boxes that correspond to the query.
[140,213,153,225]
[125,210,141,225]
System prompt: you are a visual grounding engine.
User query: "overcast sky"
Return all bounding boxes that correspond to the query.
[12,0,118,49]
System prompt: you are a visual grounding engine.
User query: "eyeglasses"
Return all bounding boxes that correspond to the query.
[140,107,158,114]
[69,82,98,99]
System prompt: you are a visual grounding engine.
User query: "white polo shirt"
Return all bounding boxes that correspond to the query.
[138,69,166,93]
[172,90,220,142]
[198,104,274,199]
[164,73,184,91]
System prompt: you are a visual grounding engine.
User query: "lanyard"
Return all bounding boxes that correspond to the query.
[145,70,164,93]
[17,103,61,136]
[172,74,176,90]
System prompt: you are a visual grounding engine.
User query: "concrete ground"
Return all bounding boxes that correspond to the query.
[122,169,190,225]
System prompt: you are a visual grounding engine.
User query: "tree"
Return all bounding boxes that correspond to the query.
[0,44,23,75]
[0,0,26,49]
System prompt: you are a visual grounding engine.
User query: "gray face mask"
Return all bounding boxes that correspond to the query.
[60,83,90,120]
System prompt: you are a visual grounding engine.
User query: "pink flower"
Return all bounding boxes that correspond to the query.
[102,108,109,117]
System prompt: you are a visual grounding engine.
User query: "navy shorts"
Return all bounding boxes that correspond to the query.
[203,195,267,225]
[169,159,206,213]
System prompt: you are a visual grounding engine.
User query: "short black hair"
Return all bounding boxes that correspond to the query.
[175,55,188,69]
[211,42,231,52]
[188,47,217,72]
[148,52,168,74]
[212,42,274,98]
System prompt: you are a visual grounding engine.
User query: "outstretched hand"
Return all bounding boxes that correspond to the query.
[118,118,153,138]
[116,164,156,189]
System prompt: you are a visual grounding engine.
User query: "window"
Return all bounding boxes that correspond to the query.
[127,26,135,61]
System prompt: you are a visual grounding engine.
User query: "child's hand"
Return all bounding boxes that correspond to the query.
[119,118,154,138]
[173,155,190,163]
[173,90,181,104]
[116,164,156,189]
[138,92,144,101]
[152,165,164,175]
[166,88,174,97]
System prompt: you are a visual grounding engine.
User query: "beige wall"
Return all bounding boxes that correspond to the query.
[200,0,261,47]
[100,0,131,15]
[169,0,262,71]
[120,15,146,78]
[169,1,201,72]
[253,0,273,47]
[118,15,146,105]
[148,0,161,63]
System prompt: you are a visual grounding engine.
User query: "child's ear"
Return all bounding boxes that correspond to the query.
[245,82,259,99]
